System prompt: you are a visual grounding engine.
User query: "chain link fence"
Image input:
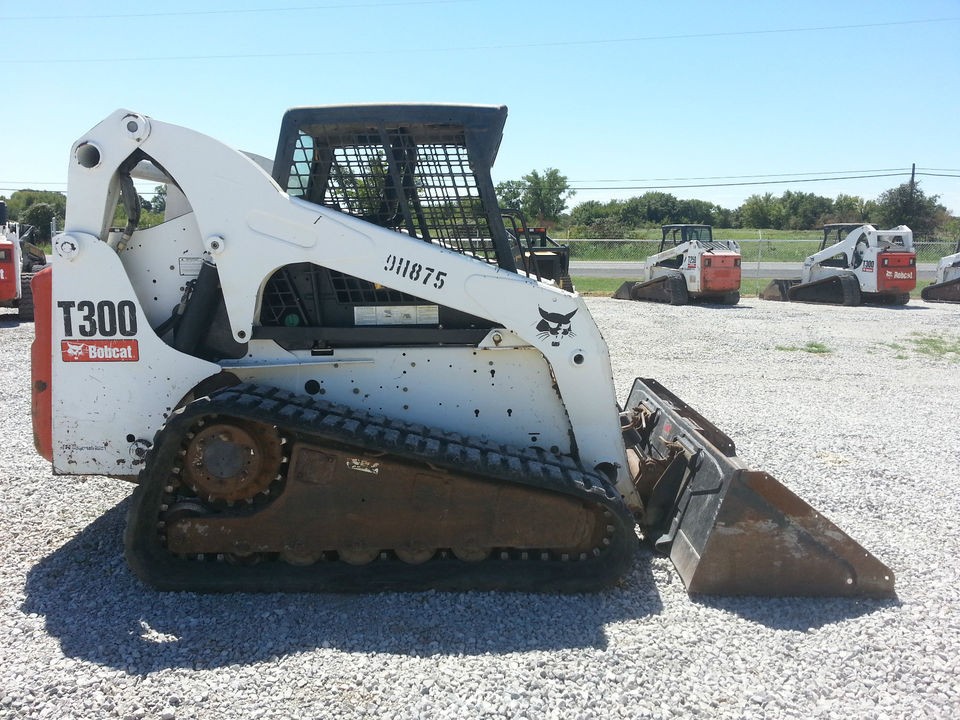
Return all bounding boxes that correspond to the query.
[561,237,955,265]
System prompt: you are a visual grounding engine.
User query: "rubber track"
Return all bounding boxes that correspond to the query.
[125,383,639,593]
[18,273,34,322]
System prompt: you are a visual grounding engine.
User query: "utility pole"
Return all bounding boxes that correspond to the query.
[909,163,916,224]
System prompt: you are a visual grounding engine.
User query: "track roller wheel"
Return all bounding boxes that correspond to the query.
[452,546,492,562]
[338,547,381,565]
[395,547,437,564]
[280,545,325,566]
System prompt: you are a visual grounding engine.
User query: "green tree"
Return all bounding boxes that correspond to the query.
[6,189,66,231]
[152,185,167,214]
[873,181,947,237]
[612,197,648,227]
[569,200,607,226]
[713,206,736,228]
[494,180,526,212]
[778,191,833,230]
[676,198,716,225]
[738,193,783,229]
[520,168,574,225]
[637,192,678,226]
[827,194,869,223]
[21,203,56,241]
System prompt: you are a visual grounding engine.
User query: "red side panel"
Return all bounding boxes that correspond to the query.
[0,241,18,302]
[877,252,916,293]
[31,267,53,462]
[700,254,742,293]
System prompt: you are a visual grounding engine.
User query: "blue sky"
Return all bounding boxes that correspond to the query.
[2,0,958,215]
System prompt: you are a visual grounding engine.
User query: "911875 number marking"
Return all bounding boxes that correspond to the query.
[384,254,447,289]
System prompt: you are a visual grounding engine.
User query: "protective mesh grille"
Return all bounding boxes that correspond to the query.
[328,269,414,304]
[286,126,499,265]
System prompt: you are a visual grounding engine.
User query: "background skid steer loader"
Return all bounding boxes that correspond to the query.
[761,223,916,306]
[501,211,574,292]
[1,201,47,321]
[613,224,741,305]
[920,239,960,303]
[30,106,894,597]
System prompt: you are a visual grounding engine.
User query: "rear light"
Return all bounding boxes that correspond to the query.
[910,257,916,266]
[0,249,8,261]
[882,258,889,266]
[734,258,741,267]
[704,258,712,267]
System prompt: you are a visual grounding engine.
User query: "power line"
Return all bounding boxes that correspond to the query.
[0,167,925,188]
[568,172,910,192]
[0,0,470,21]
[568,168,913,184]
[4,169,957,198]
[2,17,956,64]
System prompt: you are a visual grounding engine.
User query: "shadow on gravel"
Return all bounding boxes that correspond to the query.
[23,498,664,673]
[864,305,927,311]
[692,594,901,630]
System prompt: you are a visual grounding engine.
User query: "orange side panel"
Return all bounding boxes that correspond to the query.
[31,267,53,462]
[700,255,742,293]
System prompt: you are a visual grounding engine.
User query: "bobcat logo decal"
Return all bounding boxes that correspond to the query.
[536,307,577,346]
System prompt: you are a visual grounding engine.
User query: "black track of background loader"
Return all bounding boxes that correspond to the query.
[921,276,960,303]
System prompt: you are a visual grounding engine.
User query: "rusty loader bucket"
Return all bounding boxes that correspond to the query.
[621,378,895,597]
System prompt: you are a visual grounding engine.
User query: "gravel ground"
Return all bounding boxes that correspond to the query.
[1,297,958,720]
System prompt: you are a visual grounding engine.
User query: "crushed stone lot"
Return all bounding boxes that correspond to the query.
[1,296,958,720]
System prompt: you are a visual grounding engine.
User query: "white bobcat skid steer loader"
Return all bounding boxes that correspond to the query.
[613,224,741,305]
[762,223,916,305]
[920,239,960,303]
[31,107,894,597]
[1,201,46,321]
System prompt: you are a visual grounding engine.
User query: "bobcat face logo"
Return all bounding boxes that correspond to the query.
[536,307,577,346]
